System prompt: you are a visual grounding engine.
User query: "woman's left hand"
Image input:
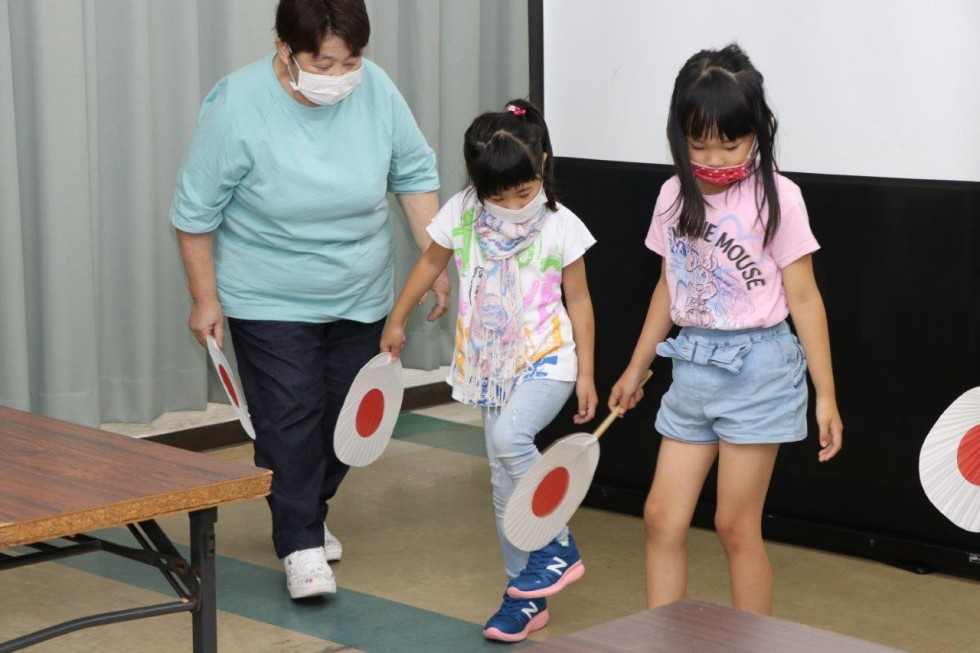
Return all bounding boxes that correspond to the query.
[573,376,598,425]
[417,270,450,322]
[816,396,843,462]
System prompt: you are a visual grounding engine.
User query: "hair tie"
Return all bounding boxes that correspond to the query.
[506,105,526,117]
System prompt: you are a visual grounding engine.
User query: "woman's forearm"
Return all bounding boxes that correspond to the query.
[396,191,440,252]
[176,230,218,302]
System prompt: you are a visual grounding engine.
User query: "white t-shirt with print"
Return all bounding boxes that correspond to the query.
[427,189,596,405]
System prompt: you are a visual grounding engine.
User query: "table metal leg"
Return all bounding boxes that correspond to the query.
[0,519,202,652]
[190,508,218,653]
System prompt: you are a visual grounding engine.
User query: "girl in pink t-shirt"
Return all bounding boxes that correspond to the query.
[609,43,843,615]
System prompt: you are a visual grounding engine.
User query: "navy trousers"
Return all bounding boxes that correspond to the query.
[228,317,385,559]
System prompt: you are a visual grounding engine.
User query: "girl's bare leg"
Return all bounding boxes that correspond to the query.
[714,440,780,614]
[644,437,718,608]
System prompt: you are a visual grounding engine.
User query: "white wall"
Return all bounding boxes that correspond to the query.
[544,0,980,182]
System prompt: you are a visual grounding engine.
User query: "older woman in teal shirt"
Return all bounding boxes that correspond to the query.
[170,0,445,600]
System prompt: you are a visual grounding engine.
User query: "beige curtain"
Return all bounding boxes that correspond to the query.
[0,0,528,427]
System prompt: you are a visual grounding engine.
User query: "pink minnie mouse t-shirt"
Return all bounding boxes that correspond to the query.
[645,172,819,330]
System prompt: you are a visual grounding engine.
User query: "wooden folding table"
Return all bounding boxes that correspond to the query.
[0,406,271,652]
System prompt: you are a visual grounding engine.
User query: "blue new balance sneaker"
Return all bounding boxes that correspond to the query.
[482,594,549,642]
[506,532,585,599]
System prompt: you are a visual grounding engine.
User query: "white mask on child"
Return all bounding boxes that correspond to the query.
[288,54,362,106]
[484,187,548,223]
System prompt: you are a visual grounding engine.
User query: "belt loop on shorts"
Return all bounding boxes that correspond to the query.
[691,341,713,366]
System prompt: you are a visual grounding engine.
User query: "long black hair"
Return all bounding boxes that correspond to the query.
[667,43,781,246]
[463,99,558,211]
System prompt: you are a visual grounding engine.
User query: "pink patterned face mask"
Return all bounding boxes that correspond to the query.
[690,140,757,186]
[690,160,751,185]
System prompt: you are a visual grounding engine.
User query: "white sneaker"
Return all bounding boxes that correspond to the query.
[283,547,336,599]
[324,524,343,562]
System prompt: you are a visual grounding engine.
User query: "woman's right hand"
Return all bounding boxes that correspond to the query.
[379,324,406,360]
[608,367,648,416]
[189,297,224,348]
[422,270,451,322]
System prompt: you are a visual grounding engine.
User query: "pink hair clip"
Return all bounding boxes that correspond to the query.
[506,105,527,116]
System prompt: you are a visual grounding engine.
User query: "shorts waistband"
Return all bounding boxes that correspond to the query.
[677,321,790,347]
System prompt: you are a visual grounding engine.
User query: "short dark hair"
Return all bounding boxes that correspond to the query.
[275,0,370,57]
[463,99,558,211]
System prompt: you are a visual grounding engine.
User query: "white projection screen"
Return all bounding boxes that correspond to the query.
[543,0,980,182]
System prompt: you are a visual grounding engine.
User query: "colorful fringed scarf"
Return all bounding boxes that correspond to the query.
[459,205,547,406]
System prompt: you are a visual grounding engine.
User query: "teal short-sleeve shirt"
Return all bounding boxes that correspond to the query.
[170,55,439,322]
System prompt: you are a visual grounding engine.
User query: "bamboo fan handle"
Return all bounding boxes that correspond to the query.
[593,369,654,439]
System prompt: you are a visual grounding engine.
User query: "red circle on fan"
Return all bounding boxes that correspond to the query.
[218,365,240,407]
[206,336,256,440]
[957,425,980,485]
[356,388,385,437]
[532,467,570,517]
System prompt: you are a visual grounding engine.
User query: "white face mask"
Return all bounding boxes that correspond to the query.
[288,55,362,106]
[484,186,548,223]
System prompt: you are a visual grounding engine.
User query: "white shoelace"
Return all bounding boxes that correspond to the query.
[288,548,328,579]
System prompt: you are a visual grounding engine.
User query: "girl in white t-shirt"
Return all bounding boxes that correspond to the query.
[381,99,597,643]
[609,44,843,615]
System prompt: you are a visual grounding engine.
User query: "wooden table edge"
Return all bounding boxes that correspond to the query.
[0,471,271,549]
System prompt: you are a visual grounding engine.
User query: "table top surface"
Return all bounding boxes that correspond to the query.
[0,406,271,548]
[530,599,904,653]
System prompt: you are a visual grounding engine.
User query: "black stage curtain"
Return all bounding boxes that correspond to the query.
[540,157,980,579]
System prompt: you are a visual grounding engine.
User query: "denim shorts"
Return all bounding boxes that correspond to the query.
[655,321,808,445]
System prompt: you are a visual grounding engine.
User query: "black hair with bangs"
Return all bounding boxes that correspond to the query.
[666,43,781,246]
[463,99,557,211]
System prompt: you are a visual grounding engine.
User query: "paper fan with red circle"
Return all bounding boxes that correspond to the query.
[919,387,980,532]
[334,352,404,467]
[503,370,653,551]
[503,432,601,551]
[206,336,256,440]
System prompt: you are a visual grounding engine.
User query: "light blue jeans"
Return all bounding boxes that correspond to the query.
[482,379,575,578]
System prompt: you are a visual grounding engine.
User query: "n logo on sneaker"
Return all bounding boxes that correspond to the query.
[546,557,567,576]
[521,602,540,620]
